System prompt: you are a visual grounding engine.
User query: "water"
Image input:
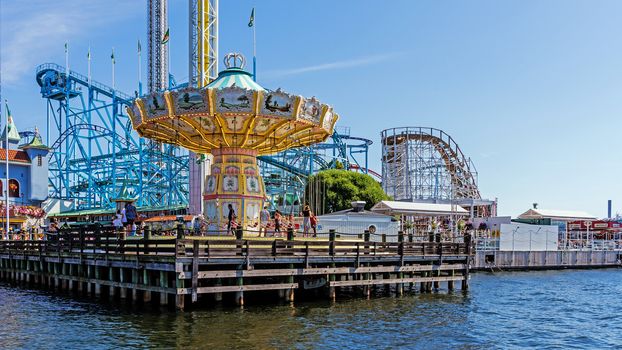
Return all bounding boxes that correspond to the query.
[1,269,621,349]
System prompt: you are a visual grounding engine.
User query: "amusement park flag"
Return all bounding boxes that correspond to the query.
[162,28,170,44]
[138,39,142,54]
[4,102,11,120]
[248,8,255,27]
[110,49,115,64]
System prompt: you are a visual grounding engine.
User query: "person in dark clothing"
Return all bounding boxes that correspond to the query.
[227,204,236,235]
[274,210,282,237]
[302,203,311,237]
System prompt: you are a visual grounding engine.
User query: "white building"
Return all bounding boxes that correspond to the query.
[316,201,399,240]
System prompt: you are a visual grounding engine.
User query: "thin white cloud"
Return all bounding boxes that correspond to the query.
[0,0,141,84]
[263,53,402,79]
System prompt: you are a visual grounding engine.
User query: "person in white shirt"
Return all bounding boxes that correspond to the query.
[113,210,123,229]
[260,206,271,237]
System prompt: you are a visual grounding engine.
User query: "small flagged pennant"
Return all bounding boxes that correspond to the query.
[5,101,11,119]
[138,39,142,54]
[87,47,91,60]
[111,48,115,64]
[248,8,255,27]
[162,28,170,44]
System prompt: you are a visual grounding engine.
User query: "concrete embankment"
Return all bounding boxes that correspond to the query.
[473,250,622,271]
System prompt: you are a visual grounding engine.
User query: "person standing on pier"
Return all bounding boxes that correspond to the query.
[125,202,137,234]
[113,210,123,230]
[227,204,236,236]
[310,213,318,237]
[302,203,311,237]
[260,205,270,237]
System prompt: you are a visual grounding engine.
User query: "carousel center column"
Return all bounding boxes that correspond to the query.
[203,147,265,234]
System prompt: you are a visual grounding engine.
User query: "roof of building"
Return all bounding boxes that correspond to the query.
[517,208,597,221]
[144,215,194,223]
[48,204,188,218]
[371,200,469,216]
[20,129,50,150]
[207,67,265,91]
[1,117,21,142]
[113,183,137,202]
[0,149,30,163]
[321,208,395,219]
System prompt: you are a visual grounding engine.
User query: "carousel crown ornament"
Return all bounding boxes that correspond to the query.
[127,53,338,234]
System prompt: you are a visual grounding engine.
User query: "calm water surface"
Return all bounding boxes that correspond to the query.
[1,269,621,349]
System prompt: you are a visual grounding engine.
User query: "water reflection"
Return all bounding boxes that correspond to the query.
[1,269,622,349]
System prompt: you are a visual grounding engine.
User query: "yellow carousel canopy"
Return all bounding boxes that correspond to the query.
[127,53,338,155]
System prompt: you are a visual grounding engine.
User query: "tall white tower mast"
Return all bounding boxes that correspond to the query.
[189,0,218,87]
[188,0,218,214]
[148,0,169,92]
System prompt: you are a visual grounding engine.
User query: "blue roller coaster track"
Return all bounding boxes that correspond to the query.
[37,63,188,210]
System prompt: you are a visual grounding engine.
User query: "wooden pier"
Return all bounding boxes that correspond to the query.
[0,227,473,309]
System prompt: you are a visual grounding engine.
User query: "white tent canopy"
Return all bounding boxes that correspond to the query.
[517,209,597,221]
[371,200,469,217]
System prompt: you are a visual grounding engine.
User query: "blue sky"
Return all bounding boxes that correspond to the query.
[1,0,622,217]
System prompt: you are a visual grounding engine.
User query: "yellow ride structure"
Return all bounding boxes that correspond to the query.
[128,53,338,233]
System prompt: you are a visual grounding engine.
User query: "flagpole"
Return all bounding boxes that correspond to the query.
[111,48,116,90]
[4,100,9,239]
[65,42,69,76]
[87,46,91,87]
[252,9,257,82]
[138,40,143,96]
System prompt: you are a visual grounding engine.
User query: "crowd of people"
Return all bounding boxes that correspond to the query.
[225,202,318,238]
[12,201,321,240]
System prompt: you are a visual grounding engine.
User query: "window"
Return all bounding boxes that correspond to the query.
[37,155,42,167]
[8,179,19,198]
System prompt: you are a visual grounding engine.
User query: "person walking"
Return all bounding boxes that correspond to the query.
[302,203,311,237]
[125,202,137,233]
[260,205,270,237]
[310,213,318,237]
[227,204,236,235]
[113,210,124,230]
[121,206,128,234]
[274,210,282,237]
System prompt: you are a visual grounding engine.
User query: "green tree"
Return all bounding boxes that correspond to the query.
[305,169,389,213]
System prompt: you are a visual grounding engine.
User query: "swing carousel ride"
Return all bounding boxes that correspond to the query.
[127,53,338,232]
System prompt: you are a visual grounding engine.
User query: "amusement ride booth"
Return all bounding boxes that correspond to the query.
[127,53,338,235]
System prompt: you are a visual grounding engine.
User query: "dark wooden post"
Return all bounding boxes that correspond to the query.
[408,232,413,243]
[329,229,336,256]
[286,227,294,241]
[364,229,370,242]
[143,226,151,255]
[177,223,185,240]
[235,227,243,240]
[381,233,386,243]
[398,231,404,243]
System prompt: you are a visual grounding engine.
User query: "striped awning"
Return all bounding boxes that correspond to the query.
[207,67,265,91]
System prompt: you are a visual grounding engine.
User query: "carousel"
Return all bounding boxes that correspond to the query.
[127,53,338,233]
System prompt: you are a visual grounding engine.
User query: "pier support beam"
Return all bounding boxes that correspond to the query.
[159,271,168,306]
[328,263,336,301]
[448,270,455,291]
[143,270,152,303]
[235,268,244,307]
[286,264,295,303]
[175,263,186,310]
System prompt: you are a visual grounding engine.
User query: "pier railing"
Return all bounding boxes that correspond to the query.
[0,228,472,260]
